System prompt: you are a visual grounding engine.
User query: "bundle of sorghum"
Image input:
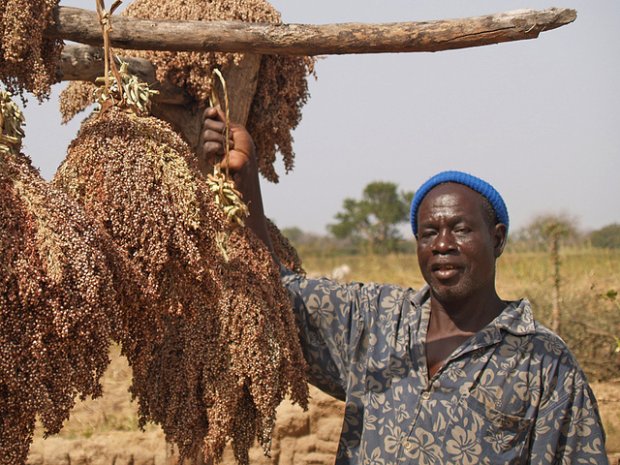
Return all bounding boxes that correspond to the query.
[0,93,140,465]
[60,0,315,182]
[60,81,98,125]
[53,106,308,464]
[0,0,62,100]
[203,227,308,463]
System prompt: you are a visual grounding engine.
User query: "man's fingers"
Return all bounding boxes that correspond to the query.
[203,106,218,118]
[203,118,226,135]
[203,141,225,157]
[202,128,226,143]
[203,106,227,124]
[203,105,222,119]
[201,106,251,170]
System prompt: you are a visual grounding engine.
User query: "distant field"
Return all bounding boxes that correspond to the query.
[304,249,620,378]
[302,248,620,298]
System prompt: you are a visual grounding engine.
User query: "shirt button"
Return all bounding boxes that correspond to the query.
[421,391,431,400]
[404,440,414,451]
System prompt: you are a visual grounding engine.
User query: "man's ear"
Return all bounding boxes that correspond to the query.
[493,223,507,258]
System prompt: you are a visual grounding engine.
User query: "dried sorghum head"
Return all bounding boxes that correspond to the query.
[0,0,62,100]
[54,107,308,465]
[59,0,315,182]
[0,147,138,464]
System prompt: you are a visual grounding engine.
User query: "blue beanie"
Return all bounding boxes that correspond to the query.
[410,170,509,236]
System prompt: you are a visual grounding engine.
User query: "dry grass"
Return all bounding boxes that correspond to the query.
[308,248,620,378]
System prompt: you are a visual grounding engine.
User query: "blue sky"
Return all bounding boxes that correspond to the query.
[21,0,620,235]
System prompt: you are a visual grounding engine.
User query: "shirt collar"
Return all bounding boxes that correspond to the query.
[492,298,536,336]
[411,286,536,337]
[411,285,431,308]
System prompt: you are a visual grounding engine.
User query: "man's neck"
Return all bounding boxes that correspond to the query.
[424,289,505,380]
[428,289,505,338]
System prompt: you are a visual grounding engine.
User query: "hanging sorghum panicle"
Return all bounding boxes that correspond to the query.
[0,92,142,465]
[0,0,62,100]
[59,0,315,182]
[204,227,309,464]
[54,105,308,465]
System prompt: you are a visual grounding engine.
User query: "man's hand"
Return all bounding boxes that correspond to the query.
[200,106,273,252]
[201,106,256,175]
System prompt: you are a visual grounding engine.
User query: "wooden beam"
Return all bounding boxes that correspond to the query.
[58,44,189,105]
[50,7,576,56]
[58,46,259,118]
[58,45,261,151]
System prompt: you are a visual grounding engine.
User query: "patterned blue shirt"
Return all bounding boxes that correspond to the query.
[282,270,608,465]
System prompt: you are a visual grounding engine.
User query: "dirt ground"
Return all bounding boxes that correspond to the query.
[27,347,620,465]
[593,380,620,463]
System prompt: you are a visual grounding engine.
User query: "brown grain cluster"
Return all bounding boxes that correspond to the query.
[53,107,308,464]
[0,148,140,465]
[0,0,62,100]
[59,0,315,182]
[59,81,97,125]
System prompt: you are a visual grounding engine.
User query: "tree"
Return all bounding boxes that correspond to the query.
[281,226,304,244]
[328,181,414,253]
[510,213,581,251]
[590,223,620,249]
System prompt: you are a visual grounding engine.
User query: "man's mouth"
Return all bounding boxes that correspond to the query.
[431,263,461,280]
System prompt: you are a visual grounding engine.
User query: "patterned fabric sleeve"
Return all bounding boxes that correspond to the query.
[281,268,369,400]
[529,366,609,464]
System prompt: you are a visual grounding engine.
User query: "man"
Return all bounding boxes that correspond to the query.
[201,108,608,464]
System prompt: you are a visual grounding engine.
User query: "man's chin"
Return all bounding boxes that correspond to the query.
[429,282,467,304]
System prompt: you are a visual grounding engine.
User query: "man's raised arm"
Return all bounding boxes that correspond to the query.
[200,106,273,249]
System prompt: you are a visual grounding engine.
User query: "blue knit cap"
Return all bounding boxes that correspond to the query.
[410,170,509,236]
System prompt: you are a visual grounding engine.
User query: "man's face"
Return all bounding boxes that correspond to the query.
[416,183,506,304]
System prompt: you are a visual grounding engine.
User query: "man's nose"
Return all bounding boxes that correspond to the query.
[432,229,456,254]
